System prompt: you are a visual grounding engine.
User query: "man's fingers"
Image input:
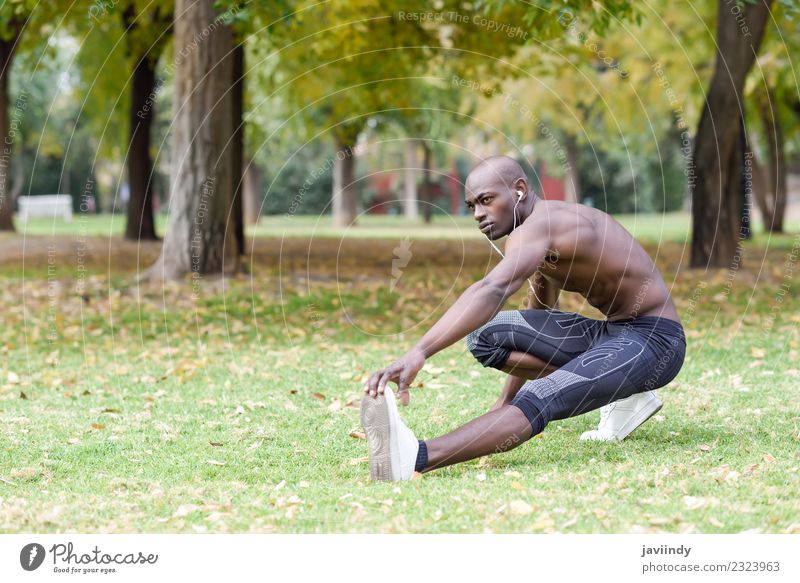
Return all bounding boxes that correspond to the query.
[377,370,394,394]
[365,371,382,396]
[397,387,409,406]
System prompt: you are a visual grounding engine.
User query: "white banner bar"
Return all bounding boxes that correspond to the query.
[1,534,797,582]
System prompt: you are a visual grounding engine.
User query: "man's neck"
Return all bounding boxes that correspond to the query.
[519,195,539,223]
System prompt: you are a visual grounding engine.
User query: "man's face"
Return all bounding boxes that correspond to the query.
[465,181,515,240]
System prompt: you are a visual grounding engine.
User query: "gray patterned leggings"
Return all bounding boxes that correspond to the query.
[466,309,686,436]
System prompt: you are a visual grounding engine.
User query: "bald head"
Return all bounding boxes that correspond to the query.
[464,155,535,239]
[465,155,527,195]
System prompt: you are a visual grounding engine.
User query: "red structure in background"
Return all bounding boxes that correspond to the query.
[365,161,566,215]
[536,161,566,201]
[367,173,398,214]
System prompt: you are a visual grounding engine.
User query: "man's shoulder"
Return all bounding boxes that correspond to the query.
[521,200,596,240]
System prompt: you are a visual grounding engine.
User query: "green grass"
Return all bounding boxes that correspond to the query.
[15,211,800,244]
[0,231,799,533]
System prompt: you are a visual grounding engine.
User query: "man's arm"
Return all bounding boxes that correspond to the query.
[363,231,550,402]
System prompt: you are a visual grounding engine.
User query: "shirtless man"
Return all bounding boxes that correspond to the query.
[360,155,686,481]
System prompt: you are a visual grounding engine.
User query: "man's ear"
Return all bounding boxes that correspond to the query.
[514,178,528,200]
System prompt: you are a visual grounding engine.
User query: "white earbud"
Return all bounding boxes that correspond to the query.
[516,190,524,199]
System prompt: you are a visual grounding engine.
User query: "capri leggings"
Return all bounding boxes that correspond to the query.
[465,308,686,436]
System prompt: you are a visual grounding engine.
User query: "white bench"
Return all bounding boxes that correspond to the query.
[18,195,73,222]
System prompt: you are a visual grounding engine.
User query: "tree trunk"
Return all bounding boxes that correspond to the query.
[125,56,159,240]
[147,0,239,281]
[403,139,419,220]
[564,134,581,204]
[243,158,262,226]
[332,134,357,227]
[756,87,786,233]
[690,0,772,268]
[749,143,774,227]
[421,140,433,224]
[231,41,245,255]
[0,35,18,232]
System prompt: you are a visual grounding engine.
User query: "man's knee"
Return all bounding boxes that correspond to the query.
[466,321,511,369]
[509,381,550,437]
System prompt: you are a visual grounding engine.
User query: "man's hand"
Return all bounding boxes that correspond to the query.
[362,348,425,406]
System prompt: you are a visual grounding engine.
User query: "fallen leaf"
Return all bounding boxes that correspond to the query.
[209,441,224,447]
[476,472,487,482]
[172,504,200,518]
[349,429,367,440]
[509,500,533,515]
[310,392,326,401]
[699,444,712,452]
[763,453,776,464]
[207,459,225,467]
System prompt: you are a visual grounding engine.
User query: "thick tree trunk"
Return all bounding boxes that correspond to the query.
[125,56,159,240]
[690,0,772,268]
[0,36,18,232]
[756,87,786,233]
[231,41,245,255]
[243,158,262,226]
[332,134,357,227]
[147,0,239,281]
[403,139,419,220]
[421,140,433,224]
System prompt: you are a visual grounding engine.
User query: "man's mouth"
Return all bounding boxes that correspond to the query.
[479,222,493,233]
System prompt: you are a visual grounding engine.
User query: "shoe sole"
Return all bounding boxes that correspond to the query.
[614,397,663,441]
[360,394,393,481]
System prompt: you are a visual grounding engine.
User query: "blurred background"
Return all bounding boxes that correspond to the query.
[0,0,797,276]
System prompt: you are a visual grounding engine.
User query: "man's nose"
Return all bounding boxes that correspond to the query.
[473,205,486,221]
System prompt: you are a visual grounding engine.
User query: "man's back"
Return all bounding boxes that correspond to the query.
[515,199,680,323]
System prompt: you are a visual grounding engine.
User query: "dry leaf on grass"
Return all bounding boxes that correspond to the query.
[509,500,533,515]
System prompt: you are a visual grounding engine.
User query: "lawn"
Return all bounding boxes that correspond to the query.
[1,216,799,533]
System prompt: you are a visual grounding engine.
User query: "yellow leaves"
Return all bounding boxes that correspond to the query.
[206,460,225,467]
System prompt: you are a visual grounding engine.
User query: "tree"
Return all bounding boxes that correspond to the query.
[744,3,800,233]
[0,1,38,232]
[690,0,773,268]
[120,1,173,241]
[147,0,240,280]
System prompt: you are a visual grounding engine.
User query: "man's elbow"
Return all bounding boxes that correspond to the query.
[479,278,520,302]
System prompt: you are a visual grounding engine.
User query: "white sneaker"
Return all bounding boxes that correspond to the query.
[360,388,419,481]
[580,391,663,442]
